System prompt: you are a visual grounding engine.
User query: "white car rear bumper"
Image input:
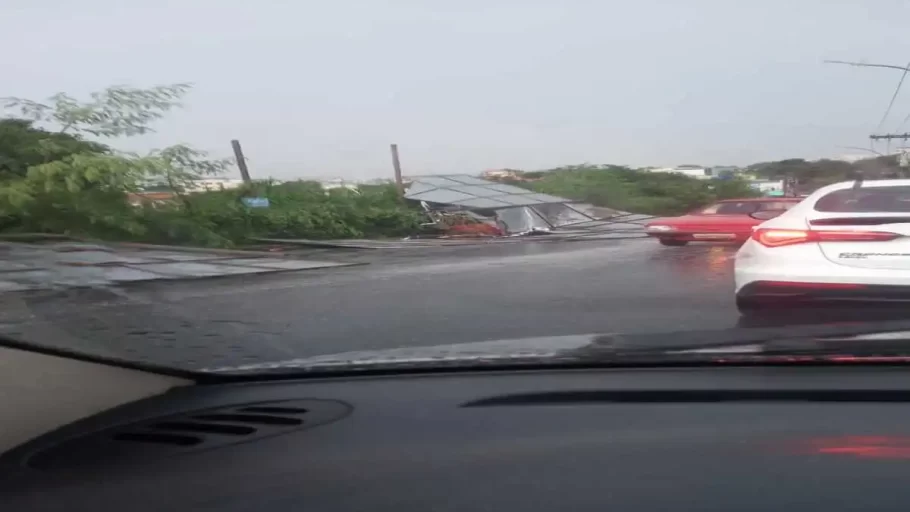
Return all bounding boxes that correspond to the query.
[734,239,910,301]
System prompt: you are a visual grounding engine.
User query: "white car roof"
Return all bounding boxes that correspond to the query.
[772,179,910,219]
[807,179,910,199]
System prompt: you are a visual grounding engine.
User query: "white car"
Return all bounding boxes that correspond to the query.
[734,178,910,313]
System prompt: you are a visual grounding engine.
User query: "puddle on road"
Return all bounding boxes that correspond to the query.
[648,243,738,286]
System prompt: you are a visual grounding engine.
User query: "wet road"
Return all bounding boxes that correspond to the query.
[1,239,890,371]
[0,239,733,368]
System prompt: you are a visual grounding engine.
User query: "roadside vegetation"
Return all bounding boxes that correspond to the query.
[494,153,907,216]
[746,155,904,191]
[499,165,760,216]
[1,83,899,246]
[0,84,422,247]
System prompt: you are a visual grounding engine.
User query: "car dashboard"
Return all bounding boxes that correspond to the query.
[4,365,910,511]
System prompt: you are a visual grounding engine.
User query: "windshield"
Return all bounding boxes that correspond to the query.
[2,4,910,376]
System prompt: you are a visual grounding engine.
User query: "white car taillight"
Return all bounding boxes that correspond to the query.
[645,225,676,232]
[751,228,901,248]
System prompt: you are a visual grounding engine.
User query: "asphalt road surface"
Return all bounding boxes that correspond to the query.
[0,239,895,371]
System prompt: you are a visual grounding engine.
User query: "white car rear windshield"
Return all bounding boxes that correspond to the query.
[815,187,910,213]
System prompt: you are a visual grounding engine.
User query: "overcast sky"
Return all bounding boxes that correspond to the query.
[4,0,910,180]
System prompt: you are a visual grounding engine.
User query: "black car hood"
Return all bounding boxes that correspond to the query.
[200,322,910,375]
[201,333,602,373]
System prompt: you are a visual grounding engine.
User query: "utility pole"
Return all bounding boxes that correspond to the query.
[390,143,404,201]
[870,133,910,158]
[867,135,910,174]
[231,139,252,183]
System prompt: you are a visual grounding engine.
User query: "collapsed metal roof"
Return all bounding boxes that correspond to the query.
[404,174,572,209]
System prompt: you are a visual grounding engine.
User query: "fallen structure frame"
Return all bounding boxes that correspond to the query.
[404,174,613,236]
[251,175,656,249]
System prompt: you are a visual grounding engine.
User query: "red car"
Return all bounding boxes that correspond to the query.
[644,197,803,246]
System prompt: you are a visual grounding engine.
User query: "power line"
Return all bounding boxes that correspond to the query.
[824,59,910,132]
[824,60,910,72]
[837,145,885,157]
[876,60,910,132]
[825,59,910,152]
[897,111,910,132]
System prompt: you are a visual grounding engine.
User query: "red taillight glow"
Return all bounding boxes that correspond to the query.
[751,228,901,248]
[801,436,910,460]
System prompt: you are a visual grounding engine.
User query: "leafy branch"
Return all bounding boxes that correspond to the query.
[2,83,192,137]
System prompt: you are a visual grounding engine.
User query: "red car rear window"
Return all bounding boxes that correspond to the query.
[700,200,797,215]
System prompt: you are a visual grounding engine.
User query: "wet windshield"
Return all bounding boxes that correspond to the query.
[2,3,910,375]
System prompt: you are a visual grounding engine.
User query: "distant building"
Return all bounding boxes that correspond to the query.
[748,180,785,196]
[185,178,245,193]
[647,165,712,179]
[318,179,359,191]
[126,191,176,207]
[833,154,873,163]
[707,166,743,180]
[361,178,394,186]
[482,169,524,180]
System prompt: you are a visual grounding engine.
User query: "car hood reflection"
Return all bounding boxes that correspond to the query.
[202,319,910,374]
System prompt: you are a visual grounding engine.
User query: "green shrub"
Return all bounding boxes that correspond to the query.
[516,165,760,215]
[129,181,423,247]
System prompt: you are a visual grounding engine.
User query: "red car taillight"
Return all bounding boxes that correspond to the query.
[751,228,901,248]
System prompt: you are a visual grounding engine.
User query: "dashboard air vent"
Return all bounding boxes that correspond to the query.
[23,399,350,471]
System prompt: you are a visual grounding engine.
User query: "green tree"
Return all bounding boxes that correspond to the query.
[747,156,906,193]
[0,84,230,240]
[748,158,854,184]
[496,164,760,216]
[2,83,192,137]
[0,152,147,236]
[2,83,228,186]
[1,83,227,190]
[142,144,231,195]
[0,118,108,179]
[0,83,421,246]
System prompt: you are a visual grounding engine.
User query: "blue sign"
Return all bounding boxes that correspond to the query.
[242,197,270,208]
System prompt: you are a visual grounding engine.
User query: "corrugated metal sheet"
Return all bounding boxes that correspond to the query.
[404,174,574,208]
